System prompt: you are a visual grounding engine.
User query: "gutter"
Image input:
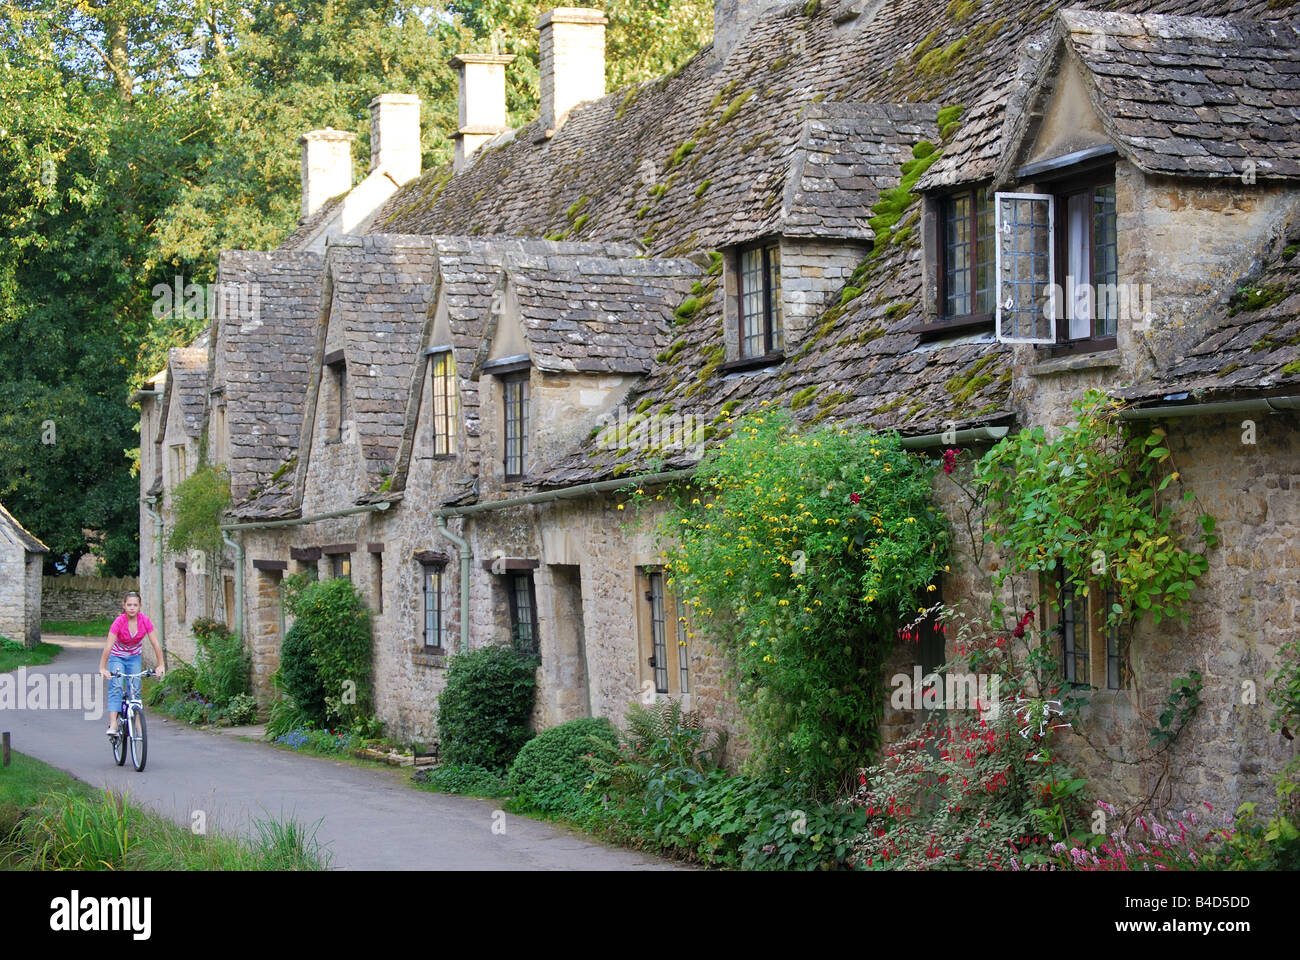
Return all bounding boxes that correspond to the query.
[129,386,163,405]
[900,425,1009,449]
[1118,395,1300,420]
[140,497,166,657]
[436,470,697,518]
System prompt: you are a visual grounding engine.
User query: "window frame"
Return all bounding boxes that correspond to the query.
[507,571,539,657]
[1047,165,1118,355]
[735,240,783,360]
[638,567,691,699]
[429,348,458,459]
[1047,568,1130,691]
[330,553,351,581]
[502,371,530,482]
[421,561,445,652]
[937,188,995,330]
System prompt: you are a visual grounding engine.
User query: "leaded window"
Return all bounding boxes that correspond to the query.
[431,351,458,457]
[503,374,529,480]
[738,243,783,358]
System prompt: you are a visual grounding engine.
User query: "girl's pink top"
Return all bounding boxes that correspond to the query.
[109,613,154,657]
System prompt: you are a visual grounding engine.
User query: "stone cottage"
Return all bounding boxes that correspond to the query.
[0,502,47,647]
[139,0,1300,815]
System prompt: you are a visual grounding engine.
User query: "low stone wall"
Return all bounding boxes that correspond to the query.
[41,576,139,624]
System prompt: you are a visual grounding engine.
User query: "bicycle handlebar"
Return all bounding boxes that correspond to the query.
[109,670,157,678]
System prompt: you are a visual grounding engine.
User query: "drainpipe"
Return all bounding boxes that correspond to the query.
[220,530,245,641]
[436,517,472,653]
[141,497,166,657]
[1118,395,1300,420]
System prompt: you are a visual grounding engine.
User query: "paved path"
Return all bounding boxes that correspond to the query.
[0,637,678,870]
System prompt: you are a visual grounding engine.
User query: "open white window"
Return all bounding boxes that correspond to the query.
[994,192,1055,344]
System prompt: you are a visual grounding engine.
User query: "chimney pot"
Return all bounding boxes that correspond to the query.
[299,128,356,219]
[538,7,607,133]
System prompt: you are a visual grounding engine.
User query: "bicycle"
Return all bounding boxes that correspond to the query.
[108,669,155,772]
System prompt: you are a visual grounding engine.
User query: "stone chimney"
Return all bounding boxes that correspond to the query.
[714,0,788,62]
[368,93,422,183]
[538,7,607,134]
[299,128,356,219]
[449,53,516,171]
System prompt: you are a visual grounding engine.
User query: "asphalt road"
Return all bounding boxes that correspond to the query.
[0,637,678,870]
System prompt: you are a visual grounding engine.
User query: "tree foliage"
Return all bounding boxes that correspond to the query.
[0,0,712,573]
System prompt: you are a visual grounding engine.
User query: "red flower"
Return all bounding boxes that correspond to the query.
[849,492,862,505]
[942,449,959,474]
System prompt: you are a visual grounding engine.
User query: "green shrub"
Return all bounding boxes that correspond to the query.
[191,618,251,707]
[283,578,373,725]
[507,718,619,814]
[225,693,258,726]
[415,763,510,797]
[145,658,196,708]
[277,621,328,728]
[436,644,538,771]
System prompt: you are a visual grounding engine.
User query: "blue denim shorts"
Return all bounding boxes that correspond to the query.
[107,653,143,714]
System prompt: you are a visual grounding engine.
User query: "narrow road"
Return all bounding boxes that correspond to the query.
[0,637,678,870]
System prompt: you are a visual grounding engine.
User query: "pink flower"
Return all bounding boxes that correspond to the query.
[850,492,862,505]
[942,449,959,475]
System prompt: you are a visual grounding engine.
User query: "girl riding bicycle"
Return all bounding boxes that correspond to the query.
[98,591,166,736]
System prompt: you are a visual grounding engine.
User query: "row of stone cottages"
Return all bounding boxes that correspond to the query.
[136,0,1300,813]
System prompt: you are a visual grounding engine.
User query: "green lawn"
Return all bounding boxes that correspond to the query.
[0,750,330,870]
[0,639,62,674]
[41,616,114,636]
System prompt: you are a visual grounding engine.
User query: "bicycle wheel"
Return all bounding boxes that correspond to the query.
[129,705,147,772]
[112,709,127,766]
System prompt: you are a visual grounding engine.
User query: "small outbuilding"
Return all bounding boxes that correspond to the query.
[0,502,48,647]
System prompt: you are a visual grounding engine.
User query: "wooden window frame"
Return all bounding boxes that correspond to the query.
[736,241,783,359]
[1046,166,1118,355]
[421,561,445,652]
[507,572,539,657]
[330,553,351,581]
[637,567,691,698]
[430,350,458,459]
[937,188,995,330]
[502,372,530,481]
[1046,568,1129,691]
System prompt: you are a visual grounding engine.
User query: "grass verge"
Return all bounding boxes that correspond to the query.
[0,639,62,673]
[41,617,114,637]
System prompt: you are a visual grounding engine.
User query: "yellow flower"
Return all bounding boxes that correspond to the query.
[904,517,916,523]
[927,584,937,592]
[617,504,625,510]
[778,599,789,606]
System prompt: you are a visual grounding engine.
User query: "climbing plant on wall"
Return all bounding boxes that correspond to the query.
[974,390,1217,634]
[656,407,947,798]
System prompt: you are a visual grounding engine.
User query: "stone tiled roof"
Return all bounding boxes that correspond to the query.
[213,250,325,509]
[0,502,48,554]
[319,235,437,491]
[154,347,209,446]
[384,237,655,494]
[1120,223,1300,403]
[279,195,345,252]
[536,227,1017,486]
[784,102,938,240]
[506,253,702,374]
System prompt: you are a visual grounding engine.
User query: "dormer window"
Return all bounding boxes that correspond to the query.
[738,242,783,358]
[993,163,1118,352]
[483,355,532,481]
[503,373,529,480]
[941,189,994,323]
[430,349,458,458]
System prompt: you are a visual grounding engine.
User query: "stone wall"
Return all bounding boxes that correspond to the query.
[0,540,35,644]
[41,576,139,624]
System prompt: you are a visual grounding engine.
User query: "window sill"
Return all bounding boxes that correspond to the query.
[1030,348,1121,378]
[718,352,785,375]
[412,650,447,668]
[910,315,994,341]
